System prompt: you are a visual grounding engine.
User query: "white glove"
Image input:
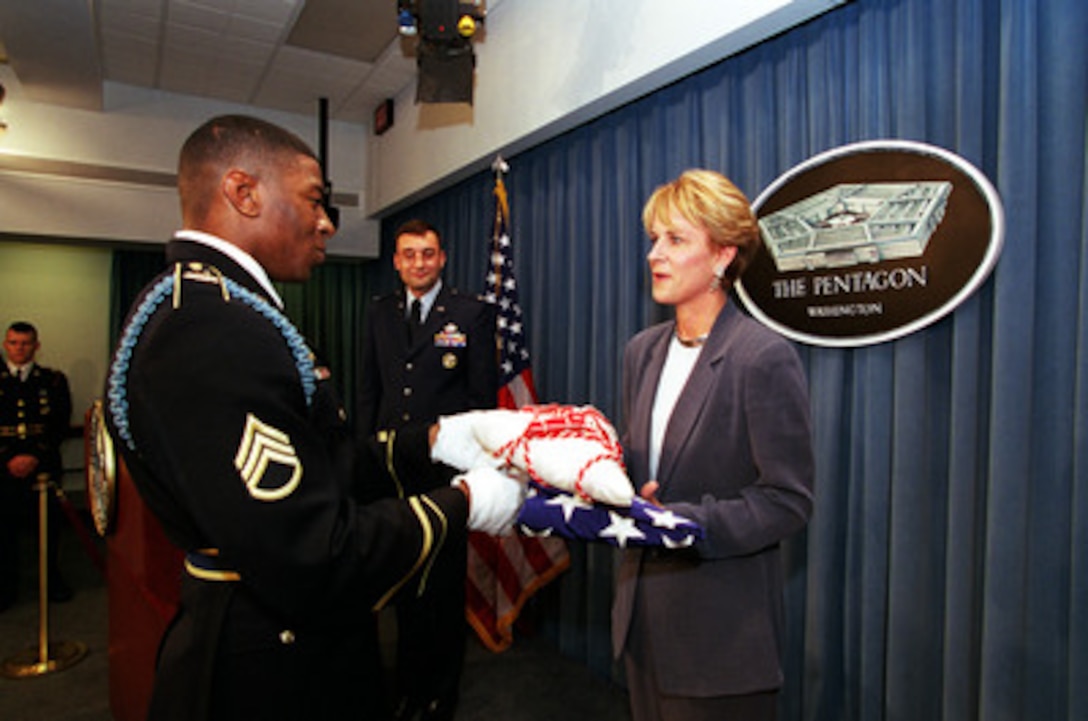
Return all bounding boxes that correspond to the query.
[431,411,504,471]
[455,466,527,536]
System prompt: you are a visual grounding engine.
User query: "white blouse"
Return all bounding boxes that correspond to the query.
[648,335,704,480]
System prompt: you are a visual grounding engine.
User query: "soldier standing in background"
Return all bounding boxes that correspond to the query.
[0,321,74,612]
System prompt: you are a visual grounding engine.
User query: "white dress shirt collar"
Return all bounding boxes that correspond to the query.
[7,362,33,381]
[407,279,443,323]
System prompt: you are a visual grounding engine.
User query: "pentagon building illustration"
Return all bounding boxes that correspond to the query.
[758,181,952,271]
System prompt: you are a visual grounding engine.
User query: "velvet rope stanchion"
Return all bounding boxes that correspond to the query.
[54,485,106,575]
[1,475,87,679]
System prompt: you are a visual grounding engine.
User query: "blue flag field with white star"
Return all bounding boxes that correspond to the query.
[517,481,704,549]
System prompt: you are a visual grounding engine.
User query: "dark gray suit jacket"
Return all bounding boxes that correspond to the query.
[612,301,814,696]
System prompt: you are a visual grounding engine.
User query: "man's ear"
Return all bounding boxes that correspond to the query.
[223,169,260,218]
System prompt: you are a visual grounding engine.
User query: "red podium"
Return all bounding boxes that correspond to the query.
[108,458,182,721]
[86,404,182,721]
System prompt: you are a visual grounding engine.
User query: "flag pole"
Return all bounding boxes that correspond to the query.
[490,155,510,284]
[490,155,508,367]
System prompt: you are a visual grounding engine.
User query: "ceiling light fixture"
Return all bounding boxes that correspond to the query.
[398,0,486,104]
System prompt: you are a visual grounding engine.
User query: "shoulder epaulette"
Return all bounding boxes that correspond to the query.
[172,261,231,308]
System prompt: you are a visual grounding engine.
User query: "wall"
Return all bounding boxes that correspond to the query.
[0,241,112,483]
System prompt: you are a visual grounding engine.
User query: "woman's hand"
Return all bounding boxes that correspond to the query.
[639,480,663,507]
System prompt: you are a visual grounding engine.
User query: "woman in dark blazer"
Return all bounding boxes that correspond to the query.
[612,169,815,721]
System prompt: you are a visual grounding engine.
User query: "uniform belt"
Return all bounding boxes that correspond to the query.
[0,423,47,438]
[185,548,241,582]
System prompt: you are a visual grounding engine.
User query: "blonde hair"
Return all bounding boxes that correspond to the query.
[642,169,761,284]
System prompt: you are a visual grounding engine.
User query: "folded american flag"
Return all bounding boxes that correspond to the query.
[515,480,704,548]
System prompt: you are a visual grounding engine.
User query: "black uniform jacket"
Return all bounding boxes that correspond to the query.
[356,285,497,440]
[0,363,71,481]
[105,239,468,721]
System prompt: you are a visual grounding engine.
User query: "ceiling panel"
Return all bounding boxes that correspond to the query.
[0,0,414,124]
[286,0,400,64]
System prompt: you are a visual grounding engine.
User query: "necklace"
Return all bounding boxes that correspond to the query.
[675,332,709,348]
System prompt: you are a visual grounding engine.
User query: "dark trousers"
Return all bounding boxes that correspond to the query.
[152,576,387,721]
[393,534,467,721]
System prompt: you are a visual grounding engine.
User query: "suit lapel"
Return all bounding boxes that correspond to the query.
[393,290,415,350]
[629,326,670,485]
[655,304,741,495]
[655,360,714,493]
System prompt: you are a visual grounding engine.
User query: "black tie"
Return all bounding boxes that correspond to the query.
[409,300,422,343]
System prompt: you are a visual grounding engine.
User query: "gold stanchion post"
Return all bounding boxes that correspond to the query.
[1,474,87,678]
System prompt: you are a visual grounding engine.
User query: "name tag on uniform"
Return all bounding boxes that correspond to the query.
[434,323,467,348]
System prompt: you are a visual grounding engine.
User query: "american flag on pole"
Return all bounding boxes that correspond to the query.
[465,159,571,652]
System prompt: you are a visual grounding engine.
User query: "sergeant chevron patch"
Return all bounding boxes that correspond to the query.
[234,413,302,501]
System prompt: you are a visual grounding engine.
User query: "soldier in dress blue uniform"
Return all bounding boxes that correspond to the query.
[105,115,523,721]
[356,220,498,721]
[1,321,74,611]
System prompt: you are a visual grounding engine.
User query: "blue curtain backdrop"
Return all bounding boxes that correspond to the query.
[376,0,1088,719]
